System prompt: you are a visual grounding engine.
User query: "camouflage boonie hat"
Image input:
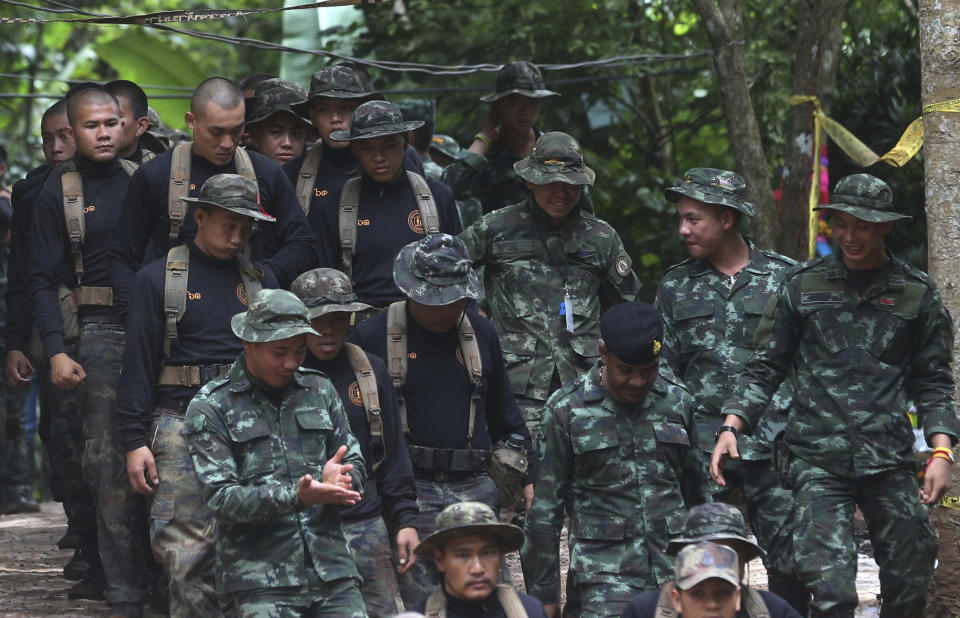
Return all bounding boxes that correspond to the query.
[330,100,424,142]
[415,502,523,555]
[147,106,164,130]
[394,234,482,306]
[291,268,372,319]
[231,289,319,343]
[664,168,757,217]
[675,542,740,591]
[245,78,312,127]
[181,174,276,223]
[814,173,911,222]
[429,134,461,160]
[395,99,435,125]
[514,132,595,186]
[666,503,763,562]
[480,60,560,103]
[291,65,383,116]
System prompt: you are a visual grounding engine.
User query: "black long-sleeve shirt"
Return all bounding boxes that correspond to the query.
[112,147,316,312]
[116,241,278,452]
[30,155,129,358]
[302,347,417,530]
[349,304,534,478]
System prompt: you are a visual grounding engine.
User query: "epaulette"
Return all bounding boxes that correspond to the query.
[757,247,799,267]
[200,372,232,395]
[900,259,935,286]
[786,255,830,281]
[551,379,582,403]
[660,256,698,279]
[296,366,327,378]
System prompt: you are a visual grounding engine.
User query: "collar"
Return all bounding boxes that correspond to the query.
[823,250,905,289]
[586,361,666,413]
[441,585,501,616]
[524,196,582,229]
[72,153,121,177]
[228,353,306,394]
[187,240,241,269]
[686,237,767,278]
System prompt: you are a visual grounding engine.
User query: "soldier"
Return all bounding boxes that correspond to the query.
[429,134,461,169]
[395,99,442,180]
[411,502,549,617]
[459,132,639,448]
[521,301,711,618]
[620,503,802,618]
[711,174,960,617]
[653,168,806,613]
[315,100,460,310]
[184,288,367,617]
[117,174,277,617]
[244,78,312,165]
[112,76,316,304]
[103,80,156,164]
[443,60,591,216]
[292,267,418,617]
[30,87,149,615]
[350,234,534,607]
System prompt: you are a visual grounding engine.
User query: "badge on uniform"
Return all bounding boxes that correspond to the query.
[616,256,630,277]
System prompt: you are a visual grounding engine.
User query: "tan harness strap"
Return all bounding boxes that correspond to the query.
[60,164,85,287]
[406,170,440,234]
[338,176,361,275]
[295,144,323,214]
[167,143,192,242]
[344,342,386,472]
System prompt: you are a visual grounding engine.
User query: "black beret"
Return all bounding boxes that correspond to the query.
[600,302,664,366]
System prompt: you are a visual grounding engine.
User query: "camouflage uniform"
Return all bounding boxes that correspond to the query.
[184,290,366,617]
[654,168,800,586]
[459,133,639,443]
[721,175,960,616]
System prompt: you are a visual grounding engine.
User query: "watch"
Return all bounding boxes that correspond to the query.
[715,425,739,441]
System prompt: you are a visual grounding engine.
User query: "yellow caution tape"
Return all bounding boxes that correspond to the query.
[940,495,960,510]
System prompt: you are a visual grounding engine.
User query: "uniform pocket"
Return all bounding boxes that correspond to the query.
[295,409,334,467]
[570,416,627,488]
[673,298,718,351]
[500,332,535,396]
[225,418,274,481]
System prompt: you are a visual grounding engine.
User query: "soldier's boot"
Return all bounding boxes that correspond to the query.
[107,602,143,618]
[67,565,106,601]
[767,572,810,617]
[63,547,90,581]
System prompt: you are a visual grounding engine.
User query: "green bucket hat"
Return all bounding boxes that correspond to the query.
[245,78,312,127]
[291,65,383,116]
[329,100,424,142]
[429,134,461,160]
[514,131,595,186]
[415,502,524,556]
[181,174,277,223]
[291,268,372,320]
[814,173,911,222]
[666,503,764,562]
[480,61,560,103]
[664,168,756,217]
[393,234,482,307]
[675,542,741,591]
[231,289,319,343]
[394,99,435,125]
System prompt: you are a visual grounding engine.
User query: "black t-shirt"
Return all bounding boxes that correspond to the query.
[620,587,802,618]
[411,587,550,617]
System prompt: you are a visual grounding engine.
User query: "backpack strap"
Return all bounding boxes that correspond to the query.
[141,149,156,164]
[233,146,257,182]
[167,142,192,242]
[423,589,446,618]
[386,301,409,434]
[60,162,85,287]
[338,177,362,275]
[162,244,190,358]
[119,158,140,177]
[654,583,678,618]
[407,170,440,234]
[295,144,323,214]
[457,314,484,446]
[344,342,386,472]
[236,250,264,302]
[496,584,530,618]
[742,586,771,618]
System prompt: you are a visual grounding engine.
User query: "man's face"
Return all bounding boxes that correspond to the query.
[495,94,540,133]
[309,97,360,149]
[307,313,350,361]
[67,102,122,163]
[831,210,892,270]
[247,113,309,165]
[185,101,245,166]
[41,112,75,167]
[408,299,467,334]
[242,335,307,389]
[434,534,501,603]
[677,197,732,261]
[670,579,741,618]
[351,135,406,184]
[114,95,148,158]
[526,180,581,225]
[599,344,659,406]
[193,206,255,261]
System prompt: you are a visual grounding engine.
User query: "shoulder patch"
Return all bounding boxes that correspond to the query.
[616,256,631,277]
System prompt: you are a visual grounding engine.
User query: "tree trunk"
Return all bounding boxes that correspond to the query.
[919,1,960,615]
[778,0,849,261]
[690,0,778,248]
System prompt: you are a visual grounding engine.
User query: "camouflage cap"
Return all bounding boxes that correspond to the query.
[231,289,319,343]
[291,268,372,319]
[393,234,482,306]
[813,173,911,222]
[675,542,740,591]
[480,60,560,103]
[291,65,384,116]
[514,132,595,186]
[429,134,461,160]
[415,502,524,555]
[666,503,763,562]
[664,168,757,217]
[330,100,424,142]
[245,78,312,127]
[146,106,164,130]
[394,99,435,125]
[181,174,277,223]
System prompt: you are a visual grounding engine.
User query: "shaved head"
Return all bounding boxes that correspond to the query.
[191,77,244,118]
[66,88,120,126]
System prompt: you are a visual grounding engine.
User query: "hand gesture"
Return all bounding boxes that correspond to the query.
[395,527,419,573]
[710,432,740,487]
[50,352,86,390]
[127,446,159,495]
[6,350,35,388]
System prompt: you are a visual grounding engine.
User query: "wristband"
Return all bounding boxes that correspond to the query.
[931,449,955,464]
[714,425,738,442]
[473,132,492,149]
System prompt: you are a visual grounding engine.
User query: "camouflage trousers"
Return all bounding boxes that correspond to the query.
[341,514,401,617]
[0,370,33,501]
[232,574,365,618]
[149,409,221,618]
[398,473,499,608]
[562,579,639,618]
[789,457,937,615]
[77,323,150,604]
[514,395,544,459]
